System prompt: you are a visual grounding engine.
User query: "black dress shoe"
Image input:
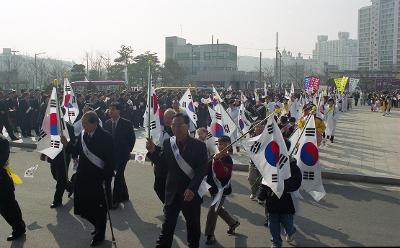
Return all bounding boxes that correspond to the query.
[90,236,105,247]
[6,229,26,241]
[50,202,62,208]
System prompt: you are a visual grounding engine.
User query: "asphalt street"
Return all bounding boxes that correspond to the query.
[1,147,399,247]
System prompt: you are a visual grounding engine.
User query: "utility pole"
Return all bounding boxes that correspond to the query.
[275,32,279,90]
[86,52,89,80]
[259,52,262,88]
[34,52,45,89]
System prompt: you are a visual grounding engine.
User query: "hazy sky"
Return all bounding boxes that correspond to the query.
[0,0,371,63]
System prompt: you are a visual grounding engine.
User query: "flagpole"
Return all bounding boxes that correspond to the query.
[147,62,151,139]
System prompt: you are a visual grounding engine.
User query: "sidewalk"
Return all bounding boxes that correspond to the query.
[4,105,400,185]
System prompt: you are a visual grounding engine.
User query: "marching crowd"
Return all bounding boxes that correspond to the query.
[0,85,398,248]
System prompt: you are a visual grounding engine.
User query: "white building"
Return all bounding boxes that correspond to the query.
[358,0,400,71]
[312,32,359,71]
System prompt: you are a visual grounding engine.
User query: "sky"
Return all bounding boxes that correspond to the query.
[0,0,371,64]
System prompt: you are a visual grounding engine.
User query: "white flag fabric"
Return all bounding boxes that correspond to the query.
[295,115,326,201]
[285,89,290,99]
[264,83,268,97]
[348,78,360,93]
[62,78,79,124]
[37,87,70,160]
[209,104,237,140]
[212,86,224,103]
[144,85,161,144]
[291,82,295,95]
[179,88,198,126]
[238,103,251,133]
[254,88,259,102]
[240,91,248,103]
[227,85,232,91]
[288,128,301,155]
[243,117,291,198]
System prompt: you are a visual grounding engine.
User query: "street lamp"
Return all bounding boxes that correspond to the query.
[34,52,46,89]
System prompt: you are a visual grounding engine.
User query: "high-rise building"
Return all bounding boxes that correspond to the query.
[312,32,359,71]
[358,0,400,71]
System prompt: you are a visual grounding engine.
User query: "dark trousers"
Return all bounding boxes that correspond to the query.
[154,177,166,203]
[83,205,107,239]
[0,171,25,234]
[0,115,17,139]
[50,157,71,204]
[156,196,201,248]
[113,161,129,204]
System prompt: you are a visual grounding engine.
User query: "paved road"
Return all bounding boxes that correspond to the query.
[1,148,399,247]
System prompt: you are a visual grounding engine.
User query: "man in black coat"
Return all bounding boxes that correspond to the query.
[0,91,18,140]
[146,113,208,248]
[104,102,135,209]
[0,135,26,241]
[61,111,114,247]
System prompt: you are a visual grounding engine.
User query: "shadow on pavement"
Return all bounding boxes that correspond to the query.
[47,200,93,248]
[111,201,160,247]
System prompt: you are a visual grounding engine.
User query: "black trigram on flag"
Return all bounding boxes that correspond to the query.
[224,125,230,133]
[51,140,60,149]
[267,124,273,134]
[305,128,316,137]
[182,102,187,108]
[188,94,192,100]
[192,114,197,120]
[65,86,71,92]
[50,99,57,108]
[68,111,76,117]
[278,154,288,169]
[207,131,213,139]
[150,120,157,130]
[216,113,222,120]
[250,141,262,153]
[303,171,315,180]
[271,174,278,183]
[38,129,47,141]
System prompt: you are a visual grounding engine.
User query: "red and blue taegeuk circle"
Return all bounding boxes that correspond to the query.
[188,102,195,112]
[210,123,224,137]
[264,141,280,167]
[239,119,245,130]
[300,142,319,166]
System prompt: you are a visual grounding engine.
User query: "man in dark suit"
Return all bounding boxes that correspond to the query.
[61,111,114,247]
[104,102,135,209]
[0,134,26,241]
[146,113,208,248]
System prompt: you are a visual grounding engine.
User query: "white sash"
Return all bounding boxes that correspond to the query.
[169,136,210,197]
[211,164,231,211]
[81,131,105,169]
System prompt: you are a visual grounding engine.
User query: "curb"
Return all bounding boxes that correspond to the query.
[10,142,400,186]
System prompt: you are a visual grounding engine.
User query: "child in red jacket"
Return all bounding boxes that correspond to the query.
[204,135,240,245]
